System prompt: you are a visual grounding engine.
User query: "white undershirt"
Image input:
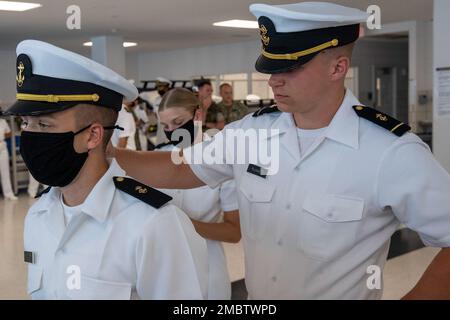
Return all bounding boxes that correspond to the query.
[60,194,83,226]
[297,126,328,157]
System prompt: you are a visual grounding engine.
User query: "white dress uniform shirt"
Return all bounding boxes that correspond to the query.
[184,89,450,299]
[111,105,136,150]
[24,160,209,300]
[156,143,239,299]
[0,119,14,197]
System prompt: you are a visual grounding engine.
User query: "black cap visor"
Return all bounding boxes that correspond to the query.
[4,100,79,116]
[255,52,318,74]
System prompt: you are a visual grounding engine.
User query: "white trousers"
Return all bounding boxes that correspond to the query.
[28,173,40,197]
[0,142,14,197]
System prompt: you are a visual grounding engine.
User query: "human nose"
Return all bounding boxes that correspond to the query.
[268,74,285,88]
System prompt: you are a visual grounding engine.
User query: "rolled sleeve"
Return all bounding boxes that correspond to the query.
[219,180,239,212]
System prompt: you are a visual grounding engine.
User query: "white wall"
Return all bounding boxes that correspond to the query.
[137,40,261,80]
[0,50,18,109]
[125,52,139,83]
[433,0,450,172]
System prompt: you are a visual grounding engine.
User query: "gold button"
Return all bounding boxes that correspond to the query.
[355,106,364,111]
[116,177,124,182]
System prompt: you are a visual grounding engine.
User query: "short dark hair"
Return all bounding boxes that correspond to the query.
[73,104,119,150]
[194,78,212,88]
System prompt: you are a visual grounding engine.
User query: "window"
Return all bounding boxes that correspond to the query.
[251,73,274,100]
[219,73,248,100]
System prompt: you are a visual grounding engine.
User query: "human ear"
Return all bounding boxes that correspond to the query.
[330,55,350,81]
[84,123,104,152]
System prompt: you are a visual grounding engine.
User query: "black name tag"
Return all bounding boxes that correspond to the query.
[247,164,268,179]
[24,251,35,264]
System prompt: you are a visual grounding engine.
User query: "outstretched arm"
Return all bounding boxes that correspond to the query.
[111,145,205,189]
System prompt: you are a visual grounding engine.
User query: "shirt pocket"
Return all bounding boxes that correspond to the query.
[239,175,276,240]
[66,275,132,300]
[27,264,43,296]
[298,193,364,261]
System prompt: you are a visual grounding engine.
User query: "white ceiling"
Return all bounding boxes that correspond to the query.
[0,0,433,54]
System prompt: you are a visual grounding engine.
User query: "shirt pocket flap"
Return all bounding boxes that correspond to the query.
[27,264,43,295]
[239,176,275,203]
[67,276,132,300]
[303,194,364,222]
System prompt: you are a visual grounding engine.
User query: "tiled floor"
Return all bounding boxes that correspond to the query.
[0,194,440,300]
[0,196,32,299]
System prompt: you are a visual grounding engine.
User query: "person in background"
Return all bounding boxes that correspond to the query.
[111,101,137,150]
[153,77,172,112]
[0,118,17,200]
[196,78,222,129]
[132,97,151,151]
[217,83,249,127]
[155,88,241,299]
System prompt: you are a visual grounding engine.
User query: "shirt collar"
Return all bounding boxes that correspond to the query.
[324,89,360,149]
[31,159,125,223]
[265,89,360,149]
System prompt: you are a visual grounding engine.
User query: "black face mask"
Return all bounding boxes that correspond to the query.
[20,124,121,187]
[164,119,196,147]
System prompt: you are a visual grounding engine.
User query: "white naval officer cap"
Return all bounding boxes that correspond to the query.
[155,77,173,87]
[5,39,138,116]
[249,2,369,74]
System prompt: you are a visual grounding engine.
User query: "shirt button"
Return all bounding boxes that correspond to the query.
[286,204,291,210]
[272,276,277,282]
[277,240,283,246]
[249,194,253,199]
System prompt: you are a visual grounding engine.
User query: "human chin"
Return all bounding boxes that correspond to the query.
[274,101,292,113]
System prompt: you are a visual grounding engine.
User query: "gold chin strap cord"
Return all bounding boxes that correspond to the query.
[262,38,339,61]
[16,93,100,103]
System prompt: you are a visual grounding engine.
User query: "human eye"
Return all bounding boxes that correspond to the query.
[38,121,50,129]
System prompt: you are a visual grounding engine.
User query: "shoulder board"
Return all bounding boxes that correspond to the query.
[35,186,51,199]
[252,105,280,117]
[113,176,172,209]
[154,141,174,150]
[352,105,411,137]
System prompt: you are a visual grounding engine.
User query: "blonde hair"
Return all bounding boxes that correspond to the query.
[159,88,199,114]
